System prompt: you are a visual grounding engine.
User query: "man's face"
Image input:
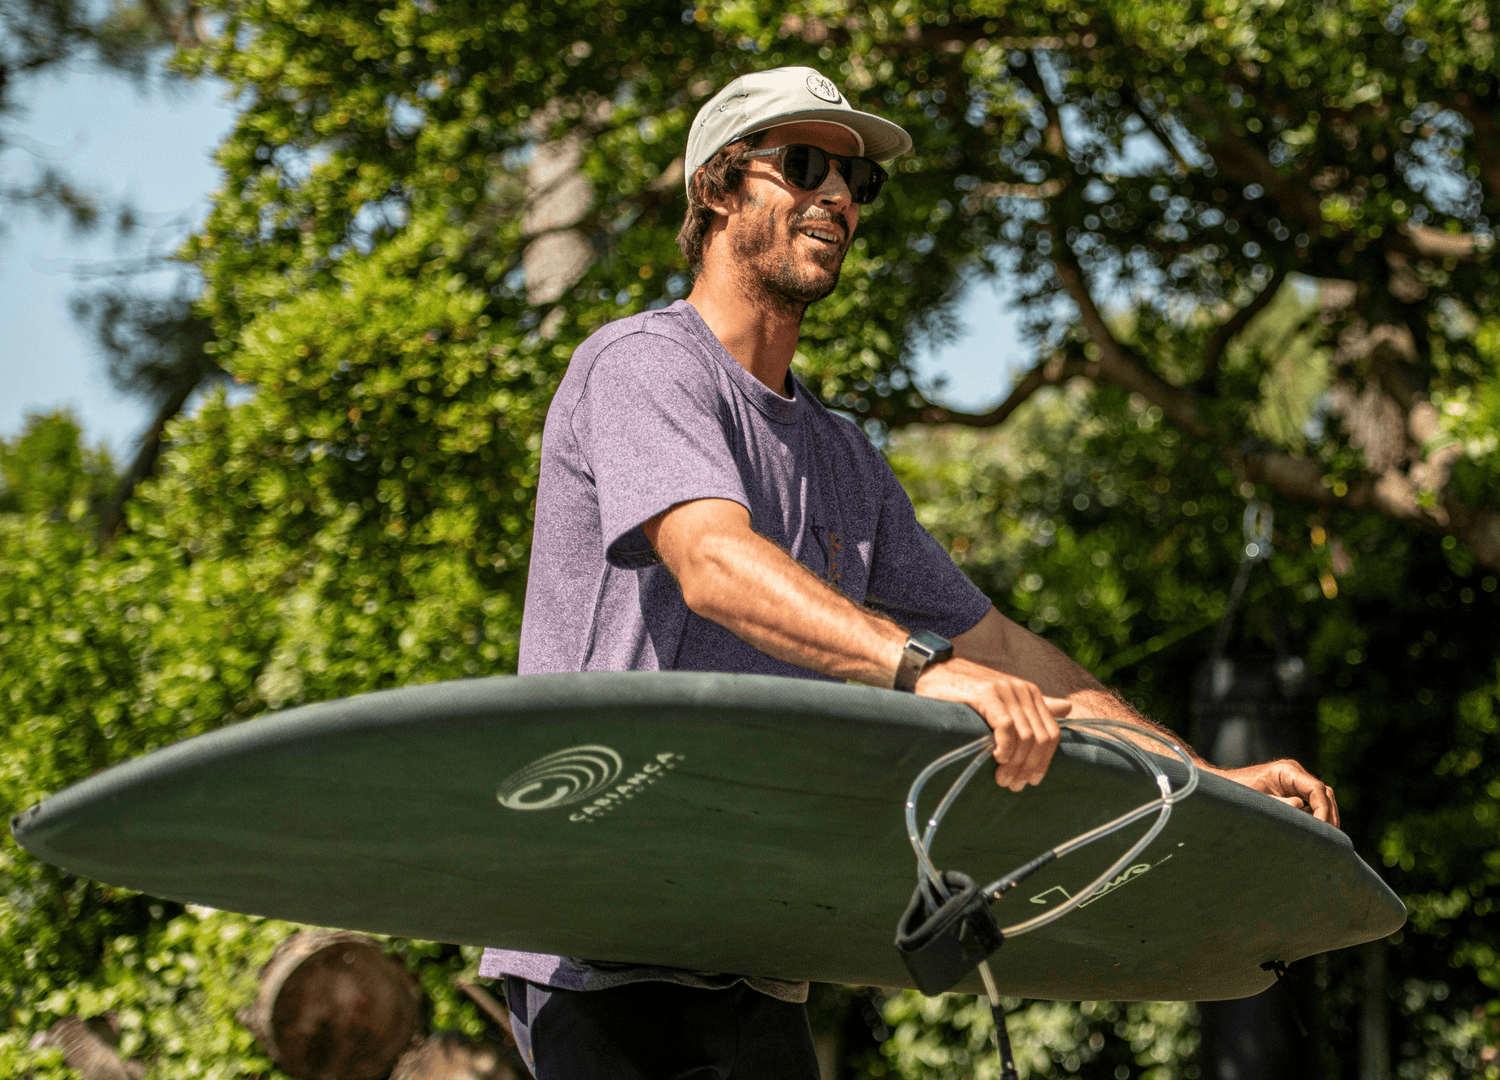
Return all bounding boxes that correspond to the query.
[725,121,863,311]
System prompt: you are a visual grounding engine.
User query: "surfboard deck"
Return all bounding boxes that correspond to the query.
[11,672,1404,1001]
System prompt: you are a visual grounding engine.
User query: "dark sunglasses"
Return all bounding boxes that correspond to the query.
[740,143,889,205]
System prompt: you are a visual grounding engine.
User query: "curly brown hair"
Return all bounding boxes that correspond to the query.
[676,131,767,274]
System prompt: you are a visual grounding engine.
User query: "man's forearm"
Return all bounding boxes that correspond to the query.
[1067,688,1206,763]
[647,500,1336,818]
[955,608,1207,763]
[646,500,908,685]
[648,498,1120,794]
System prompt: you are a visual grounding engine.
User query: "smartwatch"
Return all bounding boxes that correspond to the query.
[893,630,953,692]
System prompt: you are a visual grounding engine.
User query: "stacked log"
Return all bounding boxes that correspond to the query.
[388,1032,520,1080]
[29,1014,144,1080]
[239,930,421,1080]
[234,929,526,1080]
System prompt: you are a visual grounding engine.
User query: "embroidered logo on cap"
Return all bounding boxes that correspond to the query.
[805,74,842,103]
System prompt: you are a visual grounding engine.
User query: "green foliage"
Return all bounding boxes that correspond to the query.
[874,993,1194,1080]
[0,412,115,516]
[0,417,505,1075]
[1437,313,1500,501]
[5,0,1500,1076]
[886,370,1500,1075]
[0,909,287,1079]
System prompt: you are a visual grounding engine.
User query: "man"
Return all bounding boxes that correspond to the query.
[480,66,1339,1079]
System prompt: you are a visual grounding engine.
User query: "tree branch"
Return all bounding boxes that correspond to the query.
[1388,222,1481,262]
[1188,101,1484,265]
[881,353,1095,429]
[1196,122,1327,231]
[135,0,208,47]
[1198,266,1287,389]
[1243,447,1500,569]
[962,179,1065,208]
[454,981,514,1043]
[1051,248,1206,434]
[1121,84,1191,174]
[100,375,200,545]
[1010,45,1209,436]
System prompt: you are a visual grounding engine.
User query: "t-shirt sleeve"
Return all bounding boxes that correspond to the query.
[865,456,992,638]
[573,332,749,569]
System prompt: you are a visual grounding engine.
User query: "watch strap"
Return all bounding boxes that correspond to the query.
[893,630,953,692]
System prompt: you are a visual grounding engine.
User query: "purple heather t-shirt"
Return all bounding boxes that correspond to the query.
[479,300,991,999]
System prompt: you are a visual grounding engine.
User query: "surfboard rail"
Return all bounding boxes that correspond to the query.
[11,671,1405,1000]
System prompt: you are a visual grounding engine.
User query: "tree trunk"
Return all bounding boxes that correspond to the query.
[522,103,595,307]
[239,929,421,1080]
[388,1031,523,1080]
[29,1014,143,1080]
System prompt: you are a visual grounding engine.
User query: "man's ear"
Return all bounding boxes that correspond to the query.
[698,184,736,220]
[691,159,742,220]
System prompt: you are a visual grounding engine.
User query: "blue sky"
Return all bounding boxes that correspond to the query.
[0,64,241,460]
[1,62,1033,464]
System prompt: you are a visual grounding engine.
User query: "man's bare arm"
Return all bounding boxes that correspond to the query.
[642,498,1071,791]
[951,608,1340,826]
[953,608,1191,751]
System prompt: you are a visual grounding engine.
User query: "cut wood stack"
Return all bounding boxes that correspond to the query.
[388,1031,521,1080]
[29,1014,144,1080]
[240,929,421,1080]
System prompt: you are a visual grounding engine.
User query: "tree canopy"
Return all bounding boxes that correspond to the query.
[3,1,1499,1077]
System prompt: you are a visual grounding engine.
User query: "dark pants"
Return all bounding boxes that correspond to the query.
[503,975,821,1080]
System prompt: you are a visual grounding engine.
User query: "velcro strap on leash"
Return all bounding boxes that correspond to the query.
[894,870,1004,994]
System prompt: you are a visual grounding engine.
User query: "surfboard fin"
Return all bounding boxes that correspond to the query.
[894,870,1004,995]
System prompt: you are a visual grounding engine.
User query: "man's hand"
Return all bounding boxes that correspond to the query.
[913,657,1072,792]
[1212,760,1340,827]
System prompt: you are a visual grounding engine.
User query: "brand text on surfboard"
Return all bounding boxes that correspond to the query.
[566,752,685,823]
[495,744,685,822]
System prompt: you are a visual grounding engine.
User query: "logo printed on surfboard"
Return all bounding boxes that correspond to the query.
[496,745,685,821]
[1027,844,1184,910]
[567,751,685,823]
[496,745,624,810]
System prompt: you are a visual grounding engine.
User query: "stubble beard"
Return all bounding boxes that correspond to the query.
[731,197,846,316]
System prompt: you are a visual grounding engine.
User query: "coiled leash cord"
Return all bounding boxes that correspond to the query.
[895,719,1199,1079]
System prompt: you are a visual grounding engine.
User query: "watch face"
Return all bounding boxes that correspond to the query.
[911,630,953,659]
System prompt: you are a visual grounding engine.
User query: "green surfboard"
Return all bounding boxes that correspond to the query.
[10,672,1403,1001]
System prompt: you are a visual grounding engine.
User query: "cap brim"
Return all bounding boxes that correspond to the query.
[738,108,913,162]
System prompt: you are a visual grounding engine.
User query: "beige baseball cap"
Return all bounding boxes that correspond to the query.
[684,66,912,192]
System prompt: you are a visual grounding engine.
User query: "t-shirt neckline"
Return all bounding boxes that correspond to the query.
[673,300,802,425]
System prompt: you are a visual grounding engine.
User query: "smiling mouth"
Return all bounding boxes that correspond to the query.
[798,223,845,247]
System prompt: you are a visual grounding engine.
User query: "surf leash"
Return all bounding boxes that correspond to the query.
[894,719,1199,1079]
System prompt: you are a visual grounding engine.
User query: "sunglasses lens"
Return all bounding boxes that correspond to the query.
[782,145,829,191]
[846,159,885,204]
[776,145,886,204]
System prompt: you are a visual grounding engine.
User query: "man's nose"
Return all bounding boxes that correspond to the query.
[816,162,853,209]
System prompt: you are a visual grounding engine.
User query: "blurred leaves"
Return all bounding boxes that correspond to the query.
[3,0,1500,1076]
[874,994,1195,1080]
[0,411,115,516]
